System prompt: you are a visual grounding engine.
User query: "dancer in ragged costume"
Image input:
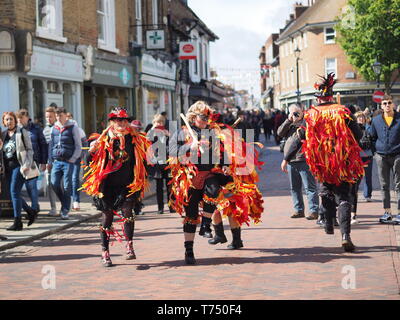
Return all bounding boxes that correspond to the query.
[286,73,363,252]
[168,101,264,265]
[82,107,151,267]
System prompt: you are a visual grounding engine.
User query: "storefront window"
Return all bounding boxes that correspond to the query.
[145,88,160,125]
[47,81,59,93]
[33,79,44,127]
[63,83,72,112]
[148,89,160,111]
[18,78,29,110]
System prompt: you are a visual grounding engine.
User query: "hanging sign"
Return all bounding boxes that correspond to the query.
[146,30,165,50]
[179,42,197,60]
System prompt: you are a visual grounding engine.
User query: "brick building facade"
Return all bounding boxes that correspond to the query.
[0,0,221,133]
[260,0,400,111]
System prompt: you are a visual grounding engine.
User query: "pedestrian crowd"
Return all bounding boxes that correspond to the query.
[0,106,86,231]
[1,77,400,266]
[219,107,288,145]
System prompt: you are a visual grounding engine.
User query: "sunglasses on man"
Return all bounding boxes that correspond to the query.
[382,101,393,106]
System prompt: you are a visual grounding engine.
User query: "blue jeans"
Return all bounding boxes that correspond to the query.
[22,176,40,212]
[287,161,319,214]
[362,156,373,199]
[51,160,74,213]
[72,162,81,203]
[9,167,26,218]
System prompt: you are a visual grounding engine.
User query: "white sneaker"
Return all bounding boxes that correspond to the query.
[61,210,69,220]
[48,209,58,217]
[73,202,80,211]
[351,217,359,225]
[365,197,372,202]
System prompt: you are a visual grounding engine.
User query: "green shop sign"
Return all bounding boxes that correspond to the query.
[92,59,134,88]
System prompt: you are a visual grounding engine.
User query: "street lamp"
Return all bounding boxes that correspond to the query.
[372,60,382,89]
[294,47,301,106]
[372,60,382,111]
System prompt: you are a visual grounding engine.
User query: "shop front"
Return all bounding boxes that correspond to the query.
[84,58,134,133]
[139,53,177,127]
[280,84,400,111]
[21,46,84,127]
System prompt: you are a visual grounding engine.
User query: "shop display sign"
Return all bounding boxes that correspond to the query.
[28,46,84,82]
[92,59,134,88]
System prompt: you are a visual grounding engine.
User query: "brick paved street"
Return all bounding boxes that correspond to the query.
[0,138,399,300]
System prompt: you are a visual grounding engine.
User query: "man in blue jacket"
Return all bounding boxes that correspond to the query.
[370,94,400,224]
[16,109,48,224]
[48,107,82,220]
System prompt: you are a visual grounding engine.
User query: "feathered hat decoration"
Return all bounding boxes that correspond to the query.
[314,73,337,101]
[108,106,130,120]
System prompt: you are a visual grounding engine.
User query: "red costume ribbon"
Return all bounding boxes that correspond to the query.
[167,119,265,226]
[81,126,151,199]
[302,104,364,185]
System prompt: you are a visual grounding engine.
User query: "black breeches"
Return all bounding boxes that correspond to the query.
[183,174,232,233]
[203,174,233,213]
[320,182,353,234]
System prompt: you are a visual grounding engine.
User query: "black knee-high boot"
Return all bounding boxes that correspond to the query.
[7,217,23,231]
[199,217,212,238]
[184,241,196,265]
[338,201,355,252]
[208,222,227,245]
[227,228,243,249]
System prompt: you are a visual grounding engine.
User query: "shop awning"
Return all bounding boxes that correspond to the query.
[141,73,176,91]
[189,86,223,103]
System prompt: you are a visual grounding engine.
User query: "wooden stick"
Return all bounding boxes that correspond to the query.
[336,93,341,104]
[180,113,204,154]
[232,117,242,129]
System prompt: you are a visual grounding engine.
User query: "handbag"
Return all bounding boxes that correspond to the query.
[21,161,40,180]
[19,127,40,180]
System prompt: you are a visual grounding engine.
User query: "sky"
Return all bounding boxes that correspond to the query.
[188,0,298,99]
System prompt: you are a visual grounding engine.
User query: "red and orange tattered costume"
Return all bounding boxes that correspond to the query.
[299,73,364,252]
[167,116,264,227]
[81,107,151,266]
[302,104,365,186]
[301,73,364,185]
[82,127,150,200]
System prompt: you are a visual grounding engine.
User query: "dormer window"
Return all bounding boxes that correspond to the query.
[324,27,336,44]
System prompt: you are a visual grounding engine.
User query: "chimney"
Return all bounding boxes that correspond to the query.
[294,2,309,19]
